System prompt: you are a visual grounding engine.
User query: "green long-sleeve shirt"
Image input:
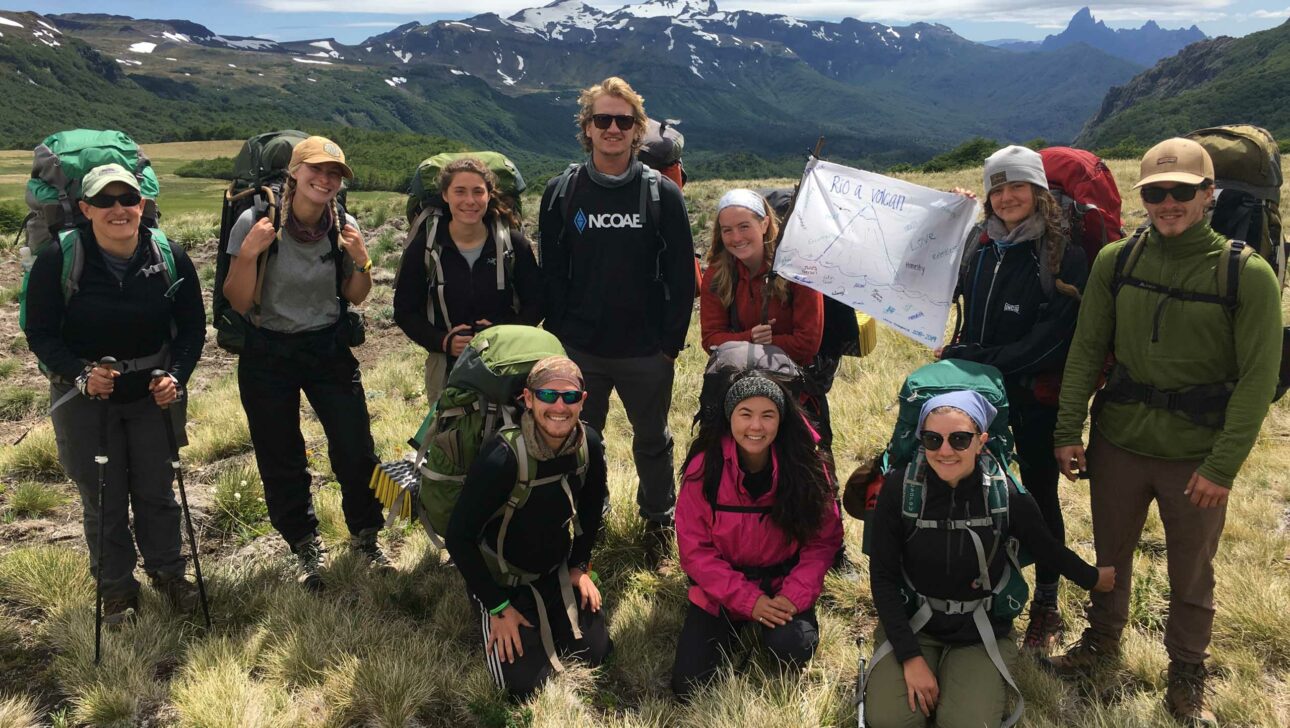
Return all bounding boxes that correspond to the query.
[1054,221,1282,487]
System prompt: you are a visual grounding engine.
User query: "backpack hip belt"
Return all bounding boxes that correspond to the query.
[1100,363,1233,429]
[731,551,801,596]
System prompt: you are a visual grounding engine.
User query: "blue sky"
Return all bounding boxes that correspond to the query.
[10,1,1290,44]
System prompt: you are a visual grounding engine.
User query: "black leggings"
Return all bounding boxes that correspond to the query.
[1009,398,1064,588]
[671,602,818,699]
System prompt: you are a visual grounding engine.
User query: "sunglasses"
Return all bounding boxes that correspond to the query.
[533,388,584,405]
[919,430,979,452]
[84,191,143,209]
[590,114,636,131]
[1140,184,1203,204]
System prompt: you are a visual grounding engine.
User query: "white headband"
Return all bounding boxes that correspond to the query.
[717,188,767,218]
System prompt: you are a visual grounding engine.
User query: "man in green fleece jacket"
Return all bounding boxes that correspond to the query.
[1046,138,1282,727]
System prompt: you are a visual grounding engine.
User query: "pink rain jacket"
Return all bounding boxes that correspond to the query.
[676,435,843,621]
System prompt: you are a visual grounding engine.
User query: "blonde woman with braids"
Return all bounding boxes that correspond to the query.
[393,157,541,403]
[699,189,823,367]
[223,136,389,591]
[942,145,1089,654]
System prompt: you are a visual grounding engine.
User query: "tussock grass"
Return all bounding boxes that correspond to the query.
[0,283,20,305]
[5,481,66,518]
[162,211,219,249]
[0,356,21,378]
[171,637,304,728]
[0,693,42,728]
[0,425,63,480]
[184,374,252,465]
[209,462,270,539]
[0,545,93,616]
[0,385,40,420]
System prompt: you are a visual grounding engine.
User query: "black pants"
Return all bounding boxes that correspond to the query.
[473,572,612,700]
[238,334,383,546]
[1009,394,1064,588]
[671,602,819,699]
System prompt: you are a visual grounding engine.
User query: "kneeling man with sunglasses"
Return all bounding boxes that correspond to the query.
[445,356,612,699]
[1048,138,1282,726]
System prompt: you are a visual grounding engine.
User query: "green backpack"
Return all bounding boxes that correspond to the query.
[400,151,527,329]
[23,129,160,256]
[1185,125,1285,287]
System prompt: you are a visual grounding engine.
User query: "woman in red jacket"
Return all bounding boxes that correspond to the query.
[700,189,823,367]
[671,374,842,699]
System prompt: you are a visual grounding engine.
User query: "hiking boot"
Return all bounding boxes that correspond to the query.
[291,535,327,592]
[1043,627,1121,678]
[643,519,674,568]
[148,571,200,613]
[1022,601,1066,655]
[1165,660,1217,726]
[102,594,139,629]
[350,527,394,573]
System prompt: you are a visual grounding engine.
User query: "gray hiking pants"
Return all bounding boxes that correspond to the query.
[566,346,676,524]
[50,382,187,600]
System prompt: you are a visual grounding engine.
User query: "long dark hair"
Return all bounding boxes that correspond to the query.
[681,381,832,544]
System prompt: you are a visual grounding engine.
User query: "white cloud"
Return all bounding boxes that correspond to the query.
[1251,6,1290,18]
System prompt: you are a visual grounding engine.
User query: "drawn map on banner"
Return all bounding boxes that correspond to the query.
[773,159,981,347]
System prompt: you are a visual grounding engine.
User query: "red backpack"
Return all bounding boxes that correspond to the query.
[1039,147,1125,265]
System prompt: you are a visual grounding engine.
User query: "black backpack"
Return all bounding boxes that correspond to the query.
[212,130,351,353]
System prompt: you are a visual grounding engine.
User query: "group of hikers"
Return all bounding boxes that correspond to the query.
[18,74,1285,727]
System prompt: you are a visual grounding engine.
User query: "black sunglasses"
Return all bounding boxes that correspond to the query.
[590,114,636,131]
[84,191,143,209]
[1140,184,1203,204]
[919,430,978,452]
[533,388,583,405]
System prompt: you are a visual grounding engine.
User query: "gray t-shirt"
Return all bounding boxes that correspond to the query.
[458,242,485,269]
[227,208,357,334]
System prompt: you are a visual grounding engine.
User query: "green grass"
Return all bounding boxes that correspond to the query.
[0,426,63,481]
[0,357,21,379]
[209,462,270,541]
[0,385,40,420]
[5,482,66,519]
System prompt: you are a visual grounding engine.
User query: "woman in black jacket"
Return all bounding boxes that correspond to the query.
[23,163,205,626]
[863,391,1113,728]
[394,157,541,403]
[943,145,1089,652]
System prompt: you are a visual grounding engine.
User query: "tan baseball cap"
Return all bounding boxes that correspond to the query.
[81,163,141,198]
[1134,138,1214,189]
[289,136,353,179]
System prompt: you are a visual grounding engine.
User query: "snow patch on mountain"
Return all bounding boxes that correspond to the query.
[129,41,157,53]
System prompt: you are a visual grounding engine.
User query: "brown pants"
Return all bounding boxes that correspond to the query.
[1086,430,1227,663]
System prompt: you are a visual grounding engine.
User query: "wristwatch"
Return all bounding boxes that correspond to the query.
[357,258,374,274]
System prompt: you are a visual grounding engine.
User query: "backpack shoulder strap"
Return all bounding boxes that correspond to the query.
[1216,240,1254,311]
[1111,226,1149,295]
[641,167,671,301]
[493,218,513,293]
[147,228,178,288]
[57,228,84,304]
[549,163,581,219]
[422,211,450,328]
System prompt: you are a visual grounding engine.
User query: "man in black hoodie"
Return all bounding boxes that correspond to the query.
[538,76,696,563]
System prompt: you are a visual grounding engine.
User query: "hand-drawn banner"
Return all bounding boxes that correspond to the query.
[773,159,981,347]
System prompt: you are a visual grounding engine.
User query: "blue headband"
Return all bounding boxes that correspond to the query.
[919,391,996,433]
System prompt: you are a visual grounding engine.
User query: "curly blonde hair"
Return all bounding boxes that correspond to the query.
[575,76,648,155]
[984,184,1080,299]
[705,196,791,308]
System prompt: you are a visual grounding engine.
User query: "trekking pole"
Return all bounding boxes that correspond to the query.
[855,636,867,728]
[151,370,211,628]
[93,356,117,666]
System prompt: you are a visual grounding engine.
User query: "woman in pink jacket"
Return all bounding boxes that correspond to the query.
[671,374,843,699]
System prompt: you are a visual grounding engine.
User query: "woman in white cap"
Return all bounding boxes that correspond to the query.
[222,135,387,591]
[699,188,823,368]
[23,162,206,625]
[942,145,1088,653]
